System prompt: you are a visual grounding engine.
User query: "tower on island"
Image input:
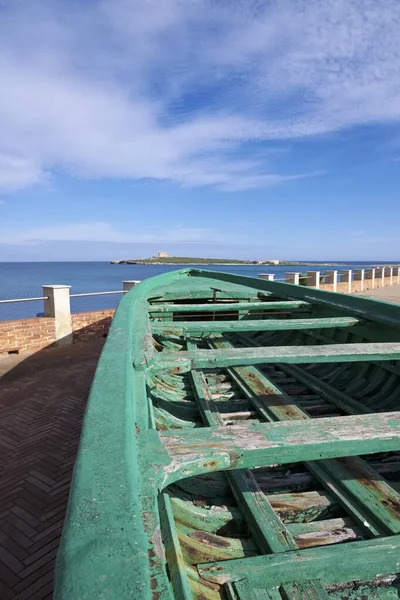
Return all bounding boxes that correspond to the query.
[157,251,169,258]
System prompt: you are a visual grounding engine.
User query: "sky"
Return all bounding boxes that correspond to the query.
[1,0,400,261]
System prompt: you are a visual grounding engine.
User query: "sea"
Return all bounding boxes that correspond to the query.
[0,261,395,321]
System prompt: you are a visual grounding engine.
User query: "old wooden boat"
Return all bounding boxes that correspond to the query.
[55,268,400,600]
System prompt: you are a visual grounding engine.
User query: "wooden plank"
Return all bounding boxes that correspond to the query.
[158,493,193,600]
[157,412,400,487]
[275,364,371,416]
[198,534,400,586]
[228,469,297,554]
[225,579,278,600]
[153,342,400,371]
[152,317,359,335]
[189,355,298,556]
[213,338,400,536]
[280,580,330,600]
[189,344,342,598]
[149,301,309,313]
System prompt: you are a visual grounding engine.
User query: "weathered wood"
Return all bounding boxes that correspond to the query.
[198,534,400,586]
[158,493,193,600]
[149,301,309,313]
[280,580,330,600]
[156,412,400,487]
[210,337,400,535]
[277,364,371,415]
[152,317,359,335]
[153,342,400,371]
[56,267,400,600]
[189,350,299,558]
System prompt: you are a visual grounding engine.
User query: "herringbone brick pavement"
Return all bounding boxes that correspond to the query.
[0,339,105,599]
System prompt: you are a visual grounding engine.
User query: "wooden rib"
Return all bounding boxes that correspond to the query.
[213,337,400,536]
[157,412,400,487]
[275,363,371,415]
[153,342,400,370]
[188,345,329,599]
[189,364,298,555]
[198,534,400,586]
[152,317,359,335]
[149,300,309,313]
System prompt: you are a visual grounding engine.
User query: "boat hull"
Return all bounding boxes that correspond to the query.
[54,269,400,599]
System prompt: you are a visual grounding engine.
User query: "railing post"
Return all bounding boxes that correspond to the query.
[123,280,140,292]
[393,267,400,284]
[388,266,393,286]
[354,269,365,292]
[258,274,275,281]
[365,268,376,289]
[325,270,338,292]
[307,271,320,289]
[340,270,352,293]
[42,285,72,345]
[285,272,300,285]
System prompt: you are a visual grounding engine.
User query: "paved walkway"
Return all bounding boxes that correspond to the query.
[354,284,400,304]
[0,339,105,600]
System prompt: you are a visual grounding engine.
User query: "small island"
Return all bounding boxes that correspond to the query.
[111,252,345,267]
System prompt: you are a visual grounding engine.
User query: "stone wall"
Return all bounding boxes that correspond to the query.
[0,317,56,355]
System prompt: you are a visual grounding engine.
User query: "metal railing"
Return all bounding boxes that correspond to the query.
[0,296,48,304]
[1,268,400,307]
[70,291,126,298]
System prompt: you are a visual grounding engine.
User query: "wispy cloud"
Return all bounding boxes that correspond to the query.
[1,1,400,193]
[0,221,220,245]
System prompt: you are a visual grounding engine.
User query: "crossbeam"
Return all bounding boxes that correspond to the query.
[157,412,400,487]
[149,300,309,313]
[198,533,400,586]
[152,317,358,335]
[153,342,400,370]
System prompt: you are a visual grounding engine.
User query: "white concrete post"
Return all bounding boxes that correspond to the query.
[393,267,400,284]
[258,273,275,281]
[123,280,141,292]
[42,285,72,345]
[340,270,352,293]
[365,268,376,289]
[387,266,393,286]
[354,269,365,292]
[285,272,300,285]
[307,271,320,289]
[325,270,338,292]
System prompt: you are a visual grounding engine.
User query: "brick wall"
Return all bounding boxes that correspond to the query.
[0,317,56,355]
[71,309,115,341]
[0,309,116,355]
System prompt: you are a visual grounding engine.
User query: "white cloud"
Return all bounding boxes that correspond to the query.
[1,1,400,193]
[0,154,45,193]
[0,221,218,245]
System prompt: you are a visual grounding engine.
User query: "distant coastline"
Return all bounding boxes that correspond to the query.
[110,256,346,267]
[110,257,350,266]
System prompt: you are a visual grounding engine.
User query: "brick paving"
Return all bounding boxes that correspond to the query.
[0,339,105,599]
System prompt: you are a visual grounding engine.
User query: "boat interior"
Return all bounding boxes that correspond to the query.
[146,270,400,599]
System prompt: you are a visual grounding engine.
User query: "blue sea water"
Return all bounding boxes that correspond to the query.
[0,261,393,321]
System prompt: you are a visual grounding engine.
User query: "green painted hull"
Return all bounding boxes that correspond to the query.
[54,269,400,599]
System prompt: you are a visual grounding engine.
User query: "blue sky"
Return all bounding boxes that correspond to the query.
[1,0,400,261]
